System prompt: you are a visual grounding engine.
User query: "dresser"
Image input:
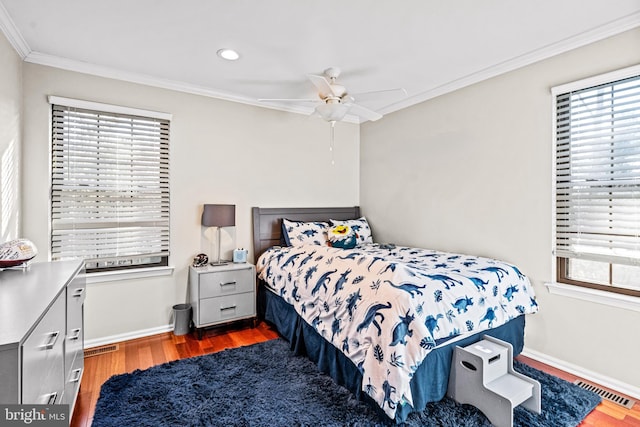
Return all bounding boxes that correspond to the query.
[188,263,256,339]
[0,260,85,413]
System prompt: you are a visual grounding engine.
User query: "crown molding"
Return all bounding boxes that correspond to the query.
[23,51,360,124]
[14,10,640,124]
[24,51,287,108]
[0,1,30,58]
[378,11,640,117]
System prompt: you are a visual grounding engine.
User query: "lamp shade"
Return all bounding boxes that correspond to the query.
[201,204,235,227]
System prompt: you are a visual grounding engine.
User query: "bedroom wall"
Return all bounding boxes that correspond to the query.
[360,28,640,390]
[0,30,22,242]
[21,63,359,341]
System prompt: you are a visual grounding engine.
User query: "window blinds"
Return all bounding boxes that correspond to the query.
[555,74,640,266]
[51,103,170,270]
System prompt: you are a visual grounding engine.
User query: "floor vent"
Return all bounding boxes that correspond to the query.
[574,380,635,409]
[84,344,119,358]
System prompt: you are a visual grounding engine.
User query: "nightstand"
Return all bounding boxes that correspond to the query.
[188,263,256,340]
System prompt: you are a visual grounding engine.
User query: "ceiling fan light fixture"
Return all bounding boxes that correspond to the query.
[315,103,350,122]
[217,48,240,61]
[258,67,406,123]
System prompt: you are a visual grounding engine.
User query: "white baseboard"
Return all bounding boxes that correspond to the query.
[521,346,640,400]
[84,324,173,349]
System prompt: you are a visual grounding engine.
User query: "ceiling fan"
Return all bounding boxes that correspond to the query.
[258,67,407,123]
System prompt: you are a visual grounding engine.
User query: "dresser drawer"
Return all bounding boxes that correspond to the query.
[199,268,254,299]
[21,291,66,404]
[64,325,83,384]
[67,275,86,324]
[199,292,255,325]
[64,352,83,406]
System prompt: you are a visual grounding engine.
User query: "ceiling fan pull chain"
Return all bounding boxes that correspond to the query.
[329,121,336,165]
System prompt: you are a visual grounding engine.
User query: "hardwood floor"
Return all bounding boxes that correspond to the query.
[71,322,639,426]
[516,355,640,426]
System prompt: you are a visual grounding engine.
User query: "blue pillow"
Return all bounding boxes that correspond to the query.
[281,218,328,246]
[327,224,358,249]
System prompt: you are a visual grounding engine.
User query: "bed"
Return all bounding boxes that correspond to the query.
[252,206,538,423]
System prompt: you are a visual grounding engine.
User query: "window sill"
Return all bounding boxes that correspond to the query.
[545,282,640,313]
[84,266,174,284]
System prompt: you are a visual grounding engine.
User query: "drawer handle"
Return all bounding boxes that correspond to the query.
[220,305,237,311]
[69,328,81,340]
[43,392,58,405]
[220,281,237,287]
[73,288,85,298]
[40,331,60,350]
[70,368,83,383]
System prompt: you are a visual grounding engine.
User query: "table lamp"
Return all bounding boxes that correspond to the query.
[201,204,235,265]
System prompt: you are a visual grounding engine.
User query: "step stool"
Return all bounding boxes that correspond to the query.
[447,335,541,427]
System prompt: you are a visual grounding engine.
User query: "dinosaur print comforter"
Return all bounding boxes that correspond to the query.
[256,243,538,420]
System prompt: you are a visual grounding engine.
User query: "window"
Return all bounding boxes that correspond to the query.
[553,66,640,297]
[50,96,170,273]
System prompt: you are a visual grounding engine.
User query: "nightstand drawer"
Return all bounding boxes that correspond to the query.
[199,268,254,299]
[199,292,255,325]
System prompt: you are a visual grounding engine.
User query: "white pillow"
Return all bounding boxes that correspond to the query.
[282,219,328,246]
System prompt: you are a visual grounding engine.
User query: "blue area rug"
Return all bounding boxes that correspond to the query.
[92,338,601,427]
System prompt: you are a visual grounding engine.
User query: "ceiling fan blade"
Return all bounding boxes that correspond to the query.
[307,74,336,97]
[349,88,407,103]
[346,103,383,122]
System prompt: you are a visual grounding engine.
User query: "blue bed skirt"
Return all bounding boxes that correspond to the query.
[257,283,526,424]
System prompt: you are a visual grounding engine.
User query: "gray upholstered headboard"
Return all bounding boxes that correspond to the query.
[251,206,361,264]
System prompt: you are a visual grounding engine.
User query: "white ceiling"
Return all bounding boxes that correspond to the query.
[1,0,640,122]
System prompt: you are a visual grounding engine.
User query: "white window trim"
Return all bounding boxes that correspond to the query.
[551,63,640,96]
[545,281,640,312]
[48,95,172,275]
[84,265,175,284]
[550,63,640,306]
[47,95,172,121]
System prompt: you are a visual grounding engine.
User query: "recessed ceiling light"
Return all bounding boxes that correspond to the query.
[217,48,240,61]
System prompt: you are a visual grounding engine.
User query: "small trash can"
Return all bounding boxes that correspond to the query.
[172,303,192,336]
